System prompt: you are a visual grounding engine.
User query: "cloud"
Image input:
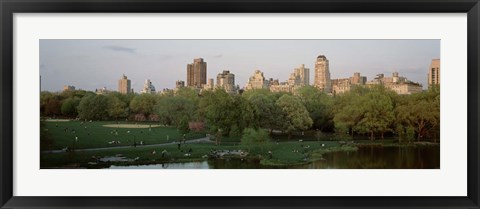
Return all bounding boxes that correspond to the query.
[103,45,136,54]
[213,54,223,58]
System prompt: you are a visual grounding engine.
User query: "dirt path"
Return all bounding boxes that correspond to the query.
[42,137,213,154]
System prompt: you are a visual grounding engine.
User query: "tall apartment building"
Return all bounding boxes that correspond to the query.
[294,64,310,86]
[428,59,440,86]
[187,58,207,88]
[314,55,332,93]
[118,74,131,94]
[217,70,236,93]
[245,70,268,90]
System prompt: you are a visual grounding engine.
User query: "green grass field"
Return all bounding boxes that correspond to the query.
[40,120,359,168]
[43,120,205,150]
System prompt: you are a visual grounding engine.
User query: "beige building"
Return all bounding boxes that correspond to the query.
[118,74,131,94]
[217,70,236,93]
[314,55,332,93]
[187,58,207,88]
[270,82,298,94]
[331,72,367,95]
[245,70,268,90]
[63,85,75,91]
[428,59,440,86]
[366,72,423,95]
[95,87,112,95]
[203,78,215,91]
[294,64,310,86]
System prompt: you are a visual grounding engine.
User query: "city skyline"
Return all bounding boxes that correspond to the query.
[40,40,440,92]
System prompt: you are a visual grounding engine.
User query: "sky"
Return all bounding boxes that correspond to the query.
[40,40,440,92]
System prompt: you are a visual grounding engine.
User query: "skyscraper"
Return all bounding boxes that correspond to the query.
[217,70,236,93]
[187,58,207,88]
[314,55,332,93]
[118,74,131,94]
[428,59,440,86]
[294,64,310,86]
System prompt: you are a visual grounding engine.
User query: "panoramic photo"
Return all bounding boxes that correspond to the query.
[40,40,440,169]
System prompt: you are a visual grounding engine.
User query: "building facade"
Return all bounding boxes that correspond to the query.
[428,59,440,86]
[187,58,207,88]
[331,72,367,95]
[217,70,236,93]
[366,72,423,95]
[294,64,310,86]
[203,78,215,91]
[63,85,75,91]
[175,80,185,89]
[118,74,131,94]
[314,55,332,93]
[245,70,268,90]
[140,79,156,94]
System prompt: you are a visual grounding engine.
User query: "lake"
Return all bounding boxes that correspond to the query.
[109,145,440,169]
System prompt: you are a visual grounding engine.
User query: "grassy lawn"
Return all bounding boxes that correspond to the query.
[42,120,206,150]
[41,121,395,168]
[40,137,357,168]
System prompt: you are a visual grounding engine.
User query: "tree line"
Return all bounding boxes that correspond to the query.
[40,85,440,142]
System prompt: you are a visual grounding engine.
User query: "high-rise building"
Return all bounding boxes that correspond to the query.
[428,59,440,86]
[217,70,236,93]
[314,55,332,93]
[118,74,131,94]
[140,79,156,94]
[187,58,207,88]
[245,70,268,90]
[294,64,310,86]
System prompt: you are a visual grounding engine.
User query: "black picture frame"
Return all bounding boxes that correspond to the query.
[1,0,479,208]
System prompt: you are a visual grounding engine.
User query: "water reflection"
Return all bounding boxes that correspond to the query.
[108,145,439,169]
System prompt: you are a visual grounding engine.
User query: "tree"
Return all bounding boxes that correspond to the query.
[296,86,334,132]
[60,97,80,117]
[44,97,62,117]
[395,89,439,142]
[275,94,313,138]
[245,91,284,134]
[130,94,157,116]
[199,89,237,136]
[155,96,195,126]
[107,94,128,121]
[77,95,109,120]
[355,91,395,140]
[240,128,270,152]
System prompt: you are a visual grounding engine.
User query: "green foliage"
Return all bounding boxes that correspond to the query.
[275,94,313,136]
[155,96,195,126]
[130,94,157,116]
[60,97,80,117]
[107,94,128,120]
[78,95,109,120]
[296,86,334,132]
[240,128,270,151]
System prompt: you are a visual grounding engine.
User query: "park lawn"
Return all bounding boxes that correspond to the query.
[42,120,206,150]
[40,139,354,168]
[41,143,238,168]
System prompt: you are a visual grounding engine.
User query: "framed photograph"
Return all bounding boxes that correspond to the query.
[1,0,479,208]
